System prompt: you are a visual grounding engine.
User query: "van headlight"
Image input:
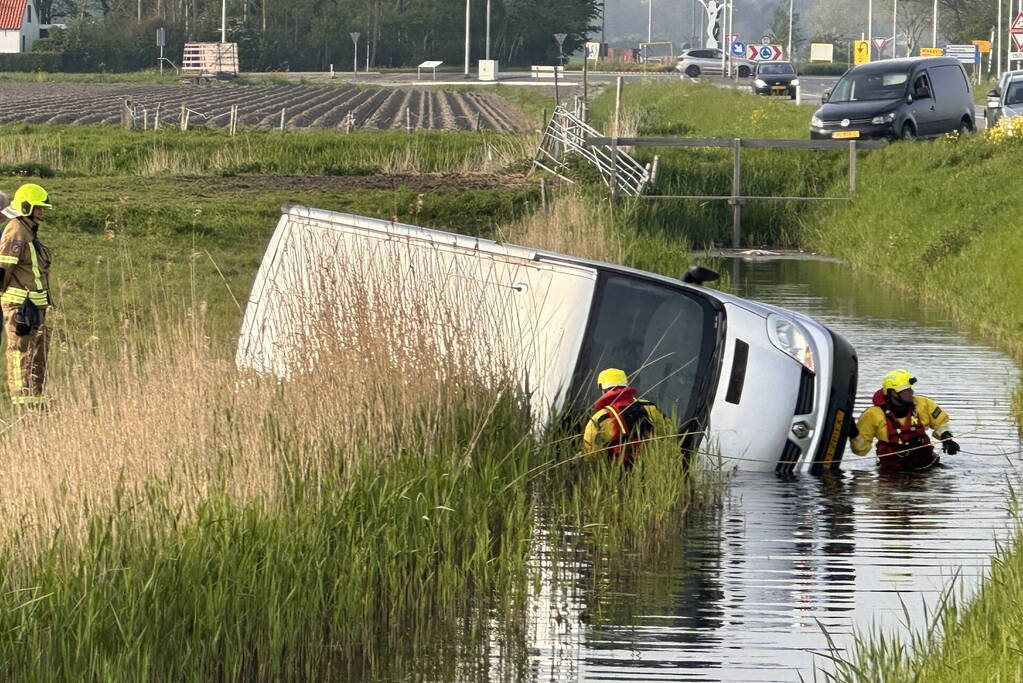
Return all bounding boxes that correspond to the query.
[811,115,823,128]
[767,313,817,373]
[791,79,800,86]
[871,111,896,125]
[754,78,767,87]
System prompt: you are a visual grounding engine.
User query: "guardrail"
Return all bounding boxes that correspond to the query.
[583,135,886,247]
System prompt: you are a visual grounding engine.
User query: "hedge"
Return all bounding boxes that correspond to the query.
[0,52,64,72]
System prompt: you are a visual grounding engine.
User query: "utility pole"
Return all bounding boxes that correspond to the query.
[464,0,471,77]
[220,0,226,42]
[647,0,652,43]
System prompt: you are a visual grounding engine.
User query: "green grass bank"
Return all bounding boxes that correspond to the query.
[588,79,1023,680]
[0,108,713,679]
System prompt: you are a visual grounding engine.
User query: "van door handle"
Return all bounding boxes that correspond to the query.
[930,105,936,111]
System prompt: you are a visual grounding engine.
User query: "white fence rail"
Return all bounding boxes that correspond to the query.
[533,105,650,196]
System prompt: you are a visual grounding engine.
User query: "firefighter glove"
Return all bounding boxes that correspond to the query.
[942,437,960,455]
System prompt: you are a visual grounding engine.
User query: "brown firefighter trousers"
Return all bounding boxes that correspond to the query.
[2,302,48,405]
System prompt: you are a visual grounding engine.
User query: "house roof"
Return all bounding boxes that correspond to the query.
[0,0,27,30]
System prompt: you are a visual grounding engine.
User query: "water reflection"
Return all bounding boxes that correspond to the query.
[496,257,1021,682]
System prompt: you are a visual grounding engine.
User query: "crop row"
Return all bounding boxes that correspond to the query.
[0,83,525,132]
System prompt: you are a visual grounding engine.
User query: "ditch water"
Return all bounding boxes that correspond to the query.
[506,257,1022,681]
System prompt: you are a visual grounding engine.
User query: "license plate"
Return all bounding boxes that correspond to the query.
[832,130,860,139]
[771,86,786,90]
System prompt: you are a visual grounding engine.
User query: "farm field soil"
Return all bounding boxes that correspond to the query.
[0,82,529,132]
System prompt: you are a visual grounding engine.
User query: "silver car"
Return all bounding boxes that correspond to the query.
[676,48,753,78]
[239,207,859,477]
[986,72,1023,127]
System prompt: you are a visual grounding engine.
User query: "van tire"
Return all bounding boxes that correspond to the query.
[900,123,916,140]
[958,117,973,135]
[685,65,700,77]
[737,65,751,78]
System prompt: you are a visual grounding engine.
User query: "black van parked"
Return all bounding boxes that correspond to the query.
[809,57,974,141]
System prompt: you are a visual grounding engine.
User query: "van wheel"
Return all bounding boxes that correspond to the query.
[900,123,916,140]
[958,118,973,135]
[737,65,751,78]
[685,65,700,77]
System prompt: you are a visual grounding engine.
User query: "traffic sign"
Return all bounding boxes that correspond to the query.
[761,35,772,46]
[973,39,991,53]
[1011,11,1023,50]
[854,40,870,65]
[871,37,892,52]
[730,41,746,58]
[746,44,782,60]
[920,47,943,56]
[943,44,979,64]
[1011,51,1023,61]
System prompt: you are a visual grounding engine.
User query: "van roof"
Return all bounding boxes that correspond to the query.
[849,56,960,73]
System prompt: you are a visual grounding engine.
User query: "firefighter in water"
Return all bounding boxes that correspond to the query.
[0,183,52,407]
[850,369,960,471]
[582,368,674,467]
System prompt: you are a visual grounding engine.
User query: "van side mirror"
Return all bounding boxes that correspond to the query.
[906,93,914,104]
[682,265,720,285]
[988,88,1001,97]
[821,90,831,103]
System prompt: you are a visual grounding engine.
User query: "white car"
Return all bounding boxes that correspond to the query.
[237,207,859,476]
[676,48,754,78]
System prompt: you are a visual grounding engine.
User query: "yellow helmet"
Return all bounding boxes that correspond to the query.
[882,369,917,393]
[10,183,51,217]
[597,368,629,391]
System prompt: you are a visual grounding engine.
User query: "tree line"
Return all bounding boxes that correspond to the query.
[32,0,600,72]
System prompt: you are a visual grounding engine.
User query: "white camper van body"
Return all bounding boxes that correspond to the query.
[237,207,858,476]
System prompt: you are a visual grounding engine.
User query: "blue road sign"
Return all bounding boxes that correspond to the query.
[759,45,774,60]
[731,41,746,57]
[942,44,979,64]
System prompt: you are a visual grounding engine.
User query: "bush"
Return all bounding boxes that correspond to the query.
[797,62,851,76]
[0,52,63,72]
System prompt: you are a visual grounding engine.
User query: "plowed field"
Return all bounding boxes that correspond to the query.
[0,83,527,132]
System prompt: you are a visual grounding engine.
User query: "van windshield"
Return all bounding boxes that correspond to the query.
[570,274,720,429]
[758,62,795,75]
[830,69,909,102]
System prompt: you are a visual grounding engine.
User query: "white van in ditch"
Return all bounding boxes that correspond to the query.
[236,206,858,476]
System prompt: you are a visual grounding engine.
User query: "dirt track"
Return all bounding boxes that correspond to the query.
[0,83,528,132]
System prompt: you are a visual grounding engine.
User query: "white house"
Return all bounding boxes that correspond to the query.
[0,0,40,53]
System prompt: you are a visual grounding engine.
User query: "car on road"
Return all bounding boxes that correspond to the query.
[985,70,1023,127]
[676,48,753,78]
[238,207,859,477]
[750,61,799,99]
[809,57,974,141]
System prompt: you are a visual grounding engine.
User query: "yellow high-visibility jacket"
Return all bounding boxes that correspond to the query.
[850,394,951,456]
[0,216,49,307]
[583,394,674,460]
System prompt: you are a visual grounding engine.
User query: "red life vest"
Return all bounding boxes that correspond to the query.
[871,389,938,471]
[592,387,656,466]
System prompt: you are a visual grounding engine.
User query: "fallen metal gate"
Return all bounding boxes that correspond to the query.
[533,105,650,196]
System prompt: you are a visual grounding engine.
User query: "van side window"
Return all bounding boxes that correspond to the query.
[928,64,970,98]
[913,74,931,99]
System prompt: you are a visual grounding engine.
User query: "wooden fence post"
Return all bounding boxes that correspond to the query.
[180,103,188,131]
[154,103,161,130]
[405,106,411,133]
[121,99,132,130]
[279,108,286,131]
[730,137,742,249]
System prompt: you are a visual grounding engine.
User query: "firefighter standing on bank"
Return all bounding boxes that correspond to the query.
[850,369,960,471]
[0,184,52,406]
[582,368,674,467]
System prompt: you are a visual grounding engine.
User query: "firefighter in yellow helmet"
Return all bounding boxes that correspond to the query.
[849,369,959,471]
[0,183,52,406]
[582,368,674,467]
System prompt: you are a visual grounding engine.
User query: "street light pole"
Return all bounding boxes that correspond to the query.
[485,0,491,60]
[998,0,1002,76]
[221,0,226,42]
[464,0,471,77]
[787,0,793,60]
[932,0,938,47]
[647,0,652,43]
[893,0,898,58]
[867,0,872,59]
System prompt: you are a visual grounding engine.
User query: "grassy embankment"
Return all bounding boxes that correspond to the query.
[587,79,1023,681]
[0,91,711,679]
